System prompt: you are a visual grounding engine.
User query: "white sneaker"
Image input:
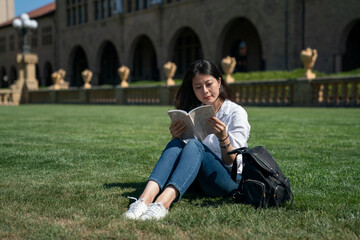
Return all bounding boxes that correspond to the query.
[122,197,148,220]
[139,202,169,220]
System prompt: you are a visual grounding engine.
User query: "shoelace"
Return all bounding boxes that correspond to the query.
[145,202,164,217]
[127,196,144,212]
[127,196,138,202]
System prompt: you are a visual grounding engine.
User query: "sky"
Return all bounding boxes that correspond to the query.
[14,0,55,16]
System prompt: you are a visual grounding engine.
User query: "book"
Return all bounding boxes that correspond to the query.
[168,105,216,141]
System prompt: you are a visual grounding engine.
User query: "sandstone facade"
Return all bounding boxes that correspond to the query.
[0,0,359,88]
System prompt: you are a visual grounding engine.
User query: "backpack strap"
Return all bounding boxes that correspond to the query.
[228,147,247,182]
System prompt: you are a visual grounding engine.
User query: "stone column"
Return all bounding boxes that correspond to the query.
[159,86,171,105]
[334,53,342,73]
[16,53,39,90]
[293,78,312,106]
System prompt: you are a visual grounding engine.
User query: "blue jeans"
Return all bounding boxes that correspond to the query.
[148,138,239,202]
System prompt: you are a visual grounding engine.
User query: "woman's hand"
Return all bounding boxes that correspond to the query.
[169,120,187,139]
[207,116,227,140]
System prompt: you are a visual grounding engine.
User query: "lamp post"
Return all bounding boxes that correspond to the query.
[12,13,38,54]
[10,13,40,95]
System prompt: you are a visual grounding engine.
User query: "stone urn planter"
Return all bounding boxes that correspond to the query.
[163,62,177,86]
[221,56,236,84]
[300,48,318,80]
[50,69,68,90]
[81,69,93,89]
[117,65,130,88]
[50,71,61,90]
[57,69,68,89]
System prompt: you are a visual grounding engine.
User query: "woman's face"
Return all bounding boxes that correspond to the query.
[192,74,221,105]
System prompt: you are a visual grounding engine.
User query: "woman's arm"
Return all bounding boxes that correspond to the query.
[206,116,236,165]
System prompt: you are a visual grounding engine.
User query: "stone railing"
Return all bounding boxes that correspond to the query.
[310,76,360,106]
[231,79,294,106]
[0,89,14,105]
[0,79,24,106]
[27,85,177,105]
[25,76,360,107]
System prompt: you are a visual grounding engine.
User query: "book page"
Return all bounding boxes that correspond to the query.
[167,110,195,140]
[189,105,215,141]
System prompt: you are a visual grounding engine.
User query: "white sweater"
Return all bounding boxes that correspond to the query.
[203,99,251,175]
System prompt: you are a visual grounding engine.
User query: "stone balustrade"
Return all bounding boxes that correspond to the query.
[231,79,293,106]
[311,76,360,106]
[24,76,360,107]
[0,89,14,105]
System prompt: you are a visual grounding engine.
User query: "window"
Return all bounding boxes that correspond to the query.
[0,37,6,53]
[31,30,38,48]
[67,9,71,26]
[136,0,141,11]
[67,0,88,26]
[9,35,15,51]
[143,0,149,9]
[72,7,77,25]
[127,0,132,12]
[17,32,23,51]
[101,0,106,19]
[94,1,99,20]
[84,4,88,22]
[78,6,82,24]
[107,0,113,17]
[42,26,53,46]
[116,0,124,13]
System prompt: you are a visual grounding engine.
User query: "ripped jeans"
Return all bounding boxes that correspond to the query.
[148,138,239,201]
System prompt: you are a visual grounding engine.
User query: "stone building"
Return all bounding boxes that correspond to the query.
[0,2,55,88]
[0,0,359,88]
[0,0,14,24]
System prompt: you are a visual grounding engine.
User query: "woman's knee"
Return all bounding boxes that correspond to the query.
[166,138,186,149]
[186,139,203,150]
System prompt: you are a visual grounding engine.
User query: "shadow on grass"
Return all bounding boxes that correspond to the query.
[180,180,235,208]
[103,182,147,198]
[103,180,234,208]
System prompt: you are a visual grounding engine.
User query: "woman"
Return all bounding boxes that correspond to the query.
[123,60,250,220]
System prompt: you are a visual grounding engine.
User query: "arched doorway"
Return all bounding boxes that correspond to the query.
[221,18,264,72]
[132,35,158,81]
[171,27,203,77]
[44,62,53,86]
[70,46,88,87]
[99,41,120,86]
[9,66,17,86]
[342,20,360,71]
[0,67,7,88]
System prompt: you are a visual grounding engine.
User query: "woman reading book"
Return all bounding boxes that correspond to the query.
[123,60,251,220]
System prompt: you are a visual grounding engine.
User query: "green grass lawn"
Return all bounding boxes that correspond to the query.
[0,105,359,239]
[231,68,360,81]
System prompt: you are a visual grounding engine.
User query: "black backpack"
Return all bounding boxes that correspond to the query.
[228,146,293,208]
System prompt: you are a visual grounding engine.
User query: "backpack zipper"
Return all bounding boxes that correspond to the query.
[274,185,280,199]
[245,179,266,198]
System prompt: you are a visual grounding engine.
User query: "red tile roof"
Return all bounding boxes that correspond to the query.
[0,2,56,28]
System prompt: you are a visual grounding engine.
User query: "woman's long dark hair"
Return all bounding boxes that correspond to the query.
[175,60,235,111]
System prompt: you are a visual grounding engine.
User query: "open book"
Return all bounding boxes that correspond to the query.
[168,105,215,141]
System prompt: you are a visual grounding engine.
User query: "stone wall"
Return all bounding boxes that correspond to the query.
[1,0,359,89]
